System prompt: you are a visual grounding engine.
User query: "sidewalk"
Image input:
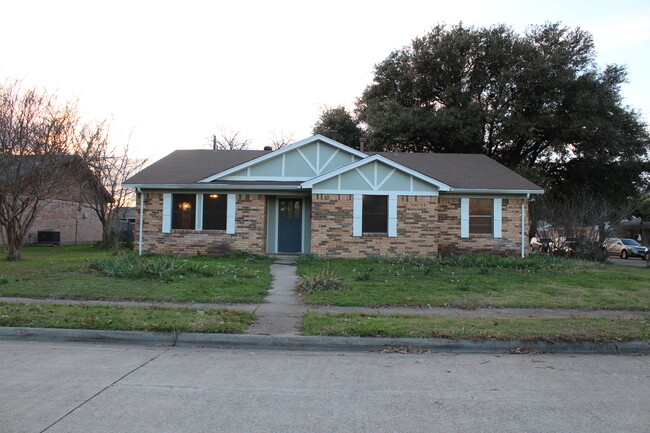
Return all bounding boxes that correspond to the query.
[1,258,649,353]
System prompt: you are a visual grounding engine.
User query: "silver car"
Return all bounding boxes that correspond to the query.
[603,238,649,259]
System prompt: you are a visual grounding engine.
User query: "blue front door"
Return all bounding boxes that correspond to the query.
[278,198,302,253]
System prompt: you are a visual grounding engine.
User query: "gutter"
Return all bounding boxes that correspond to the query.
[521,193,529,258]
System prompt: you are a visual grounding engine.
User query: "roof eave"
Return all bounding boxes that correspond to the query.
[122,183,302,191]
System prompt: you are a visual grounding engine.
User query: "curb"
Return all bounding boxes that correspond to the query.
[1,327,648,354]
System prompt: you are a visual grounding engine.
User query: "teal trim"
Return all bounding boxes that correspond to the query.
[303,197,311,253]
[358,163,374,184]
[266,197,278,253]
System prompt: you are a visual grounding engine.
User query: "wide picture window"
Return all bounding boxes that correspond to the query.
[469,198,493,235]
[172,194,196,230]
[362,195,388,233]
[203,194,227,230]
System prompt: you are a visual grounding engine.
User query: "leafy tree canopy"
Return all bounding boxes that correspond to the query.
[315,23,650,205]
[313,106,364,150]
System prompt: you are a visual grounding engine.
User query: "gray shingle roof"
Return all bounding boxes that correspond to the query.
[373,152,542,191]
[124,148,542,192]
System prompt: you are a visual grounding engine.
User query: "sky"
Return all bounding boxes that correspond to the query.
[2,0,649,162]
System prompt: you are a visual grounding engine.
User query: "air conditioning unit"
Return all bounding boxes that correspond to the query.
[37,230,61,245]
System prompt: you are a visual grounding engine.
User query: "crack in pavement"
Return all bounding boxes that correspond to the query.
[39,347,171,433]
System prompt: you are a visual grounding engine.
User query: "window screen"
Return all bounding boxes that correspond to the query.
[172,194,196,230]
[203,194,227,230]
[469,198,493,235]
[362,195,388,233]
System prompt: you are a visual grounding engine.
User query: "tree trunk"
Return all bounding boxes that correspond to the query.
[3,225,23,261]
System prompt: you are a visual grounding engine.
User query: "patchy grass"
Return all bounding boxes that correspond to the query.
[0,302,254,333]
[0,245,272,303]
[302,312,650,342]
[297,255,650,310]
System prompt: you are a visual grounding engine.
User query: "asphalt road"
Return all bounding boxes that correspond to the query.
[2,340,648,433]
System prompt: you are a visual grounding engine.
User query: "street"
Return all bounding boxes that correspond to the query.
[1,340,648,432]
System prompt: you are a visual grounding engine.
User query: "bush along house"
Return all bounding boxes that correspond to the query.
[123,135,543,258]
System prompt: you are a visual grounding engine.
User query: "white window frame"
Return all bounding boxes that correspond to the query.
[460,197,502,238]
[353,193,397,238]
[162,193,236,234]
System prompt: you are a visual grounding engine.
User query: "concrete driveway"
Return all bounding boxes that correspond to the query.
[2,340,648,433]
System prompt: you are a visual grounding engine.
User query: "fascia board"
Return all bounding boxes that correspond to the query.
[122,183,301,191]
[197,134,368,183]
[300,154,452,191]
[447,188,544,195]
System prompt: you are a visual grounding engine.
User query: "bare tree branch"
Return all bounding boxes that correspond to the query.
[268,130,295,150]
[208,126,251,150]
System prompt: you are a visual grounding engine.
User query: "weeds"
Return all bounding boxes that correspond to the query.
[297,269,345,292]
[294,253,323,265]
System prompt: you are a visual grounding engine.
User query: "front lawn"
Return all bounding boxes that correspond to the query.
[0,302,254,333]
[0,245,272,303]
[302,312,650,342]
[296,255,650,310]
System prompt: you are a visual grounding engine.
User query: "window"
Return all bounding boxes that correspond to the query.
[469,198,493,235]
[362,195,388,233]
[172,194,196,230]
[203,194,227,230]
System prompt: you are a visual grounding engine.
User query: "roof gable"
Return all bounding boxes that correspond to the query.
[199,135,367,182]
[301,154,452,194]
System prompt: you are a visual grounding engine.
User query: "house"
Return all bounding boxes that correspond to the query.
[123,135,543,258]
[0,155,107,247]
[616,217,650,247]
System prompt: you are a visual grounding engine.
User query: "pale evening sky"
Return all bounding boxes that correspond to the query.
[2,0,649,162]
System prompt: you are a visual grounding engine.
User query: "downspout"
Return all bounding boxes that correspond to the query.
[138,188,144,256]
[521,194,529,258]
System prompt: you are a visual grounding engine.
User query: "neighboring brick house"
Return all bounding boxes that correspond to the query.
[1,156,107,246]
[124,135,543,258]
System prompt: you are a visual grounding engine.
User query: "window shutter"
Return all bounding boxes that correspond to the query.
[388,195,397,237]
[493,198,502,238]
[226,194,236,234]
[353,194,362,237]
[162,193,172,233]
[195,194,203,231]
[460,198,469,238]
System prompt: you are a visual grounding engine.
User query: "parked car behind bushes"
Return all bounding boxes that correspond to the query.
[530,236,553,252]
[602,238,649,259]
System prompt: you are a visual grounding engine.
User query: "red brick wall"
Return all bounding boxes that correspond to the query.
[437,197,529,257]
[22,199,102,245]
[310,194,439,258]
[135,193,266,255]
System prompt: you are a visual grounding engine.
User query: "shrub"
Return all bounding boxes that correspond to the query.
[297,270,345,292]
[0,277,8,285]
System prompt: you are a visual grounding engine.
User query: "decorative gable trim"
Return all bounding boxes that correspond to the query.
[300,154,452,192]
[198,135,367,183]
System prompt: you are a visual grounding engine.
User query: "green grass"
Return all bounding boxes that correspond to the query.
[297,255,650,310]
[0,245,272,303]
[0,302,254,333]
[302,312,650,342]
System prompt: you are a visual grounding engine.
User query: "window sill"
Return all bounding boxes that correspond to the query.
[362,232,388,238]
[171,229,228,234]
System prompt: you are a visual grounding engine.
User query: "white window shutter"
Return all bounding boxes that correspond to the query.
[226,194,236,234]
[195,194,203,230]
[388,195,397,237]
[353,194,362,237]
[460,198,469,238]
[493,198,502,238]
[162,193,172,233]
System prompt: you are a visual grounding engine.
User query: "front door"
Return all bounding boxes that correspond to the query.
[278,198,302,253]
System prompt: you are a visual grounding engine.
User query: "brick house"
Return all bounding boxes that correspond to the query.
[1,156,106,247]
[124,135,543,257]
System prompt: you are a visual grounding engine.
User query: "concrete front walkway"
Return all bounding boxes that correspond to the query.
[248,255,303,336]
